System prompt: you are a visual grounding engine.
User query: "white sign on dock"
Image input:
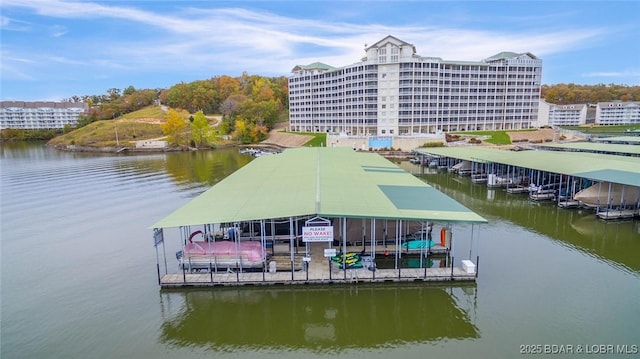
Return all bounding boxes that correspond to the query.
[302,226,334,242]
[324,248,337,258]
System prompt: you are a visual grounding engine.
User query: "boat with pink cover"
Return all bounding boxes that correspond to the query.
[179,240,265,271]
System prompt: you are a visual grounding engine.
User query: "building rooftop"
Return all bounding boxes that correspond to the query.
[291,62,337,72]
[0,101,88,110]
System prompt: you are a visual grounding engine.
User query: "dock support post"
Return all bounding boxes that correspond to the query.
[343,217,347,280]
[424,248,428,279]
[290,216,295,281]
[476,255,480,278]
[451,256,454,279]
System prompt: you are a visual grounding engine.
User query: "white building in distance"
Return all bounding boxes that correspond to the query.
[596,101,640,125]
[0,101,88,130]
[537,100,587,127]
[288,35,543,136]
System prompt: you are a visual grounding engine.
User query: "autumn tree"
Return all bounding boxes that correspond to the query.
[541,84,640,104]
[191,110,212,147]
[161,109,187,146]
[217,75,241,101]
[232,119,251,143]
[107,88,121,101]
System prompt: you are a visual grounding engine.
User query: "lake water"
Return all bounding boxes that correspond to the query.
[1,143,639,358]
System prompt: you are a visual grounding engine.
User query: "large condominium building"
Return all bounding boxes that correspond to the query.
[0,101,88,130]
[537,100,587,127]
[595,101,640,125]
[288,35,542,136]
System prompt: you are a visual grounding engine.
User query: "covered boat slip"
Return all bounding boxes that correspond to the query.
[534,142,640,157]
[151,147,487,287]
[414,147,640,218]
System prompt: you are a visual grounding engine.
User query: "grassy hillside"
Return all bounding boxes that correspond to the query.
[120,105,167,120]
[451,130,512,145]
[561,124,640,133]
[49,119,164,148]
[49,105,166,148]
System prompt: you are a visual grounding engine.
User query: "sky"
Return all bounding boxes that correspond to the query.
[1,0,639,101]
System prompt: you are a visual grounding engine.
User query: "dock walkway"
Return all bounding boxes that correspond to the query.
[160,267,475,288]
[161,242,473,288]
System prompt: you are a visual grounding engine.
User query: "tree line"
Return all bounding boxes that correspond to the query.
[541,84,640,105]
[159,73,288,143]
[63,72,288,144]
[49,81,639,147]
[64,86,160,127]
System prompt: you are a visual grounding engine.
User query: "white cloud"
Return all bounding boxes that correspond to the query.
[0,62,36,81]
[582,70,640,78]
[49,25,67,37]
[2,0,632,98]
[3,0,609,64]
[0,15,32,31]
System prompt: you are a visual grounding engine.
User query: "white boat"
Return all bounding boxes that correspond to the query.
[409,157,423,164]
[487,174,516,188]
[448,161,471,174]
[471,173,488,184]
[574,182,640,208]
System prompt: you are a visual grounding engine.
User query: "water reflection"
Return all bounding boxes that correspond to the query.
[159,285,478,351]
[161,149,253,187]
[407,166,640,273]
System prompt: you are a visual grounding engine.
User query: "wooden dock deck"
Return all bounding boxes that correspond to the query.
[161,242,474,288]
[160,267,476,288]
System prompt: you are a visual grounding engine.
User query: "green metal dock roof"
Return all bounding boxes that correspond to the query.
[152,147,487,229]
[592,136,640,144]
[415,147,640,187]
[534,142,640,156]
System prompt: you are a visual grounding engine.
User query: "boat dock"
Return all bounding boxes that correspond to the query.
[160,267,475,288]
[152,148,486,288]
[161,243,475,288]
[413,145,640,220]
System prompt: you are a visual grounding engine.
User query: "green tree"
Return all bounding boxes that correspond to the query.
[123,85,136,96]
[161,109,187,146]
[191,110,211,147]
